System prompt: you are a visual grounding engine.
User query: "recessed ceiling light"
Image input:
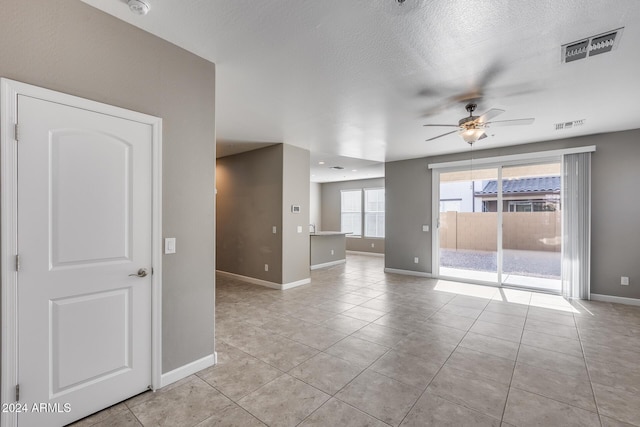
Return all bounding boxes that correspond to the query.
[318,161,325,165]
[352,169,358,172]
[128,0,150,15]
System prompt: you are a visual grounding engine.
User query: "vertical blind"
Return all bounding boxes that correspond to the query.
[562,152,591,300]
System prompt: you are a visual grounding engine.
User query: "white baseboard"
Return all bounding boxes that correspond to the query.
[590,293,640,307]
[160,353,216,388]
[311,259,346,270]
[281,278,312,290]
[216,270,310,290]
[346,250,385,257]
[384,268,433,278]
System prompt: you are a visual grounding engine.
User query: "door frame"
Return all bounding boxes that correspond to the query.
[431,154,566,291]
[1,78,163,427]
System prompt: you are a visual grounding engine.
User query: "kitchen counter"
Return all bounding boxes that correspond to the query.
[310,231,348,269]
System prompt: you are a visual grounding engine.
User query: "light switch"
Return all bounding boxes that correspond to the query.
[164,238,176,254]
[272,226,277,234]
[297,226,302,233]
[422,225,429,232]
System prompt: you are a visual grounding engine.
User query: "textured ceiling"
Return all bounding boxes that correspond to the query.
[82,0,640,181]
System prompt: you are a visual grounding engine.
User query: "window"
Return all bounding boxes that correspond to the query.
[507,200,560,212]
[365,188,385,238]
[341,190,362,236]
[340,188,386,238]
[340,188,384,238]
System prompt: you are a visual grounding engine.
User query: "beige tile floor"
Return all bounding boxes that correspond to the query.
[71,254,640,427]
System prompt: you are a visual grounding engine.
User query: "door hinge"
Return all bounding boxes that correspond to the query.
[14,123,19,142]
[15,254,20,272]
[15,384,19,402]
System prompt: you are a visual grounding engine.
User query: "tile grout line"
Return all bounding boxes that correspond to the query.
[575,313,606,427]
[498,301,530,424]
[397,302,499,426]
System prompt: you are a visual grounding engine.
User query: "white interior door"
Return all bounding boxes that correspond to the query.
[17,94,152,426]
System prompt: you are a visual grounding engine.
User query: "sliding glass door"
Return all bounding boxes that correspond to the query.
[438,167,499,284]
[435,160,562,293]
[501,163,561,292]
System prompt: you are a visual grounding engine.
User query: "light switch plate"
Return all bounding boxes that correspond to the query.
[422,225,429,232]
[297,226,302,233]
[164,238,176,254]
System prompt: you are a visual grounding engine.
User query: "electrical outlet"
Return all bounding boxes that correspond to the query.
[422,225,429,232]
[621,276,629,286]
[371,243,375,248]
[414,257,419,264]
[330,249,334,255]
[297,225,302,233]
[264,264,269,272]
[272,226,277,234]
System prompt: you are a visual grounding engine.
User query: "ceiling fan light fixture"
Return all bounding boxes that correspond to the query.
[128,0,150,15]
[461,128,485,144]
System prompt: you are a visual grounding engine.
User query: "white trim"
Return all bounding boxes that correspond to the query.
[1,79,19,427]
[384,268,433,278]
[0,79,163,425]
[281,278,311,290]
[432,169,440,277]
[346,250,385,257]
[590,293,640,307]
[160,354,216,388]
[428,145,596,170]
[216,270,311,290]
[150,115,163,392]
[311,259,347,270]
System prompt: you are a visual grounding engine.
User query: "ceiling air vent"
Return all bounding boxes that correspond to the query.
[330,166,344,170]
[555,119,585,131]
[562,28,623,63]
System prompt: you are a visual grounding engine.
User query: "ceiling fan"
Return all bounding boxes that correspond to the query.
[423,103,535,144]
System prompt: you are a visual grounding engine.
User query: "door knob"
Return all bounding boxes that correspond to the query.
[129,268,148,278]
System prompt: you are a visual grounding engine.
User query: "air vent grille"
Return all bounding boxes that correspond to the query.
[562,28,623,63]
[330,166,344,170]
[555,119,585,131]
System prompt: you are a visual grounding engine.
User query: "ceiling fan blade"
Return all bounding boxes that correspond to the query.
[477,61,505,89]
[477,133,488,141]
[426,130,458,141]
[423,124,460,127]
[477,109,505,123]
[486,118,535,127]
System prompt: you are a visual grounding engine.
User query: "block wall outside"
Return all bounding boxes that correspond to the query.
[439,211,560,252]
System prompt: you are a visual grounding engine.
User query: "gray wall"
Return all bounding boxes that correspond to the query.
[0,1,216,372]
[311,235,347,266]
[321,178,385,254]
[216,145,284,283]
[385,159,431,271]
[282,145,311,284]
[386,129,640,299]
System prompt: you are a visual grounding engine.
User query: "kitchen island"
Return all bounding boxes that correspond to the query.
[310,231,349,270]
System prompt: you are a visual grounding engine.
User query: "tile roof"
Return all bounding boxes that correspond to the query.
[476,176,561,195]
